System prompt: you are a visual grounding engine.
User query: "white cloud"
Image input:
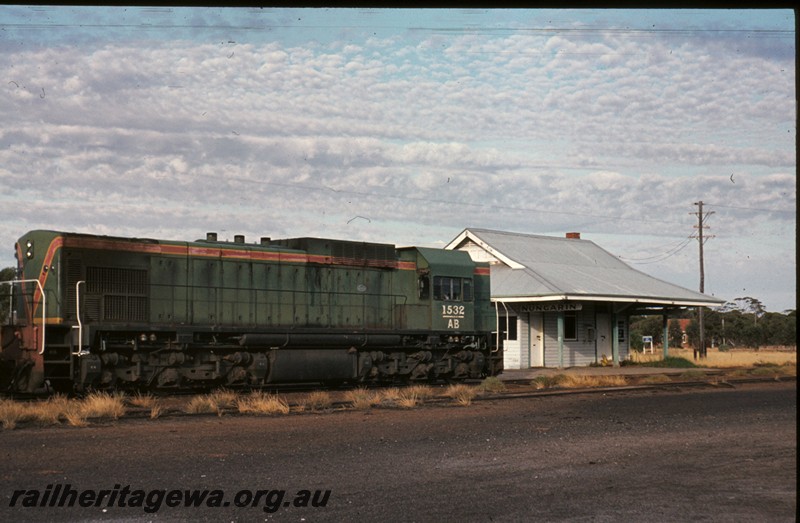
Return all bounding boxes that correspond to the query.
[0,8,794,311]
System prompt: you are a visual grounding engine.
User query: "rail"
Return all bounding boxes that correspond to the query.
[1,279,46,354]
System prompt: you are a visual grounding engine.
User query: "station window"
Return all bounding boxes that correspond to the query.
[433,276,473,301]
[500,315,518,341]
[564,312,577,340]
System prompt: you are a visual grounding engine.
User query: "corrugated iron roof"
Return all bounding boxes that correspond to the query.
[446,228,724,307]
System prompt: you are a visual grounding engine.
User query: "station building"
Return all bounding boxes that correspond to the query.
[445,228,724,368]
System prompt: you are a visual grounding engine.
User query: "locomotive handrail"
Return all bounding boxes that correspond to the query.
[1,279,46,354]
[72,280,88,356]
[494,300,510,353]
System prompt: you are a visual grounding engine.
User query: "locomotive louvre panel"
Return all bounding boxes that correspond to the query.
[241,261,255,324]
[252,262,269,325]
[290,266,309,326]
[219,260,253,325]
[190,259,218,323]
[64,256,83,320]
[264,260,289,325]
[305,266,330,327]
[150,256,189,323]
[256,263,278,325]
[85,266,149,322]
[278,264,297,326]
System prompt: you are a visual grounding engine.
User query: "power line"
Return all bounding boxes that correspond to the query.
[618,237,693,264]
[704,202,795,214]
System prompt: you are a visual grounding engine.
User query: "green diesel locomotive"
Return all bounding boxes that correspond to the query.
[1,230,500,393]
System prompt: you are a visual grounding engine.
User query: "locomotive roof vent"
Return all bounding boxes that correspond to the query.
[234,234,245,244]
[206,232,218,242]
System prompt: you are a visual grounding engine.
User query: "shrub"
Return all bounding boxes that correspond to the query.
[531,374,567,389]
[479,376,507,393]
[750,366,780,377]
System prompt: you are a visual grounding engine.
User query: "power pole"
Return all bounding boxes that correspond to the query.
[691,201,715,359]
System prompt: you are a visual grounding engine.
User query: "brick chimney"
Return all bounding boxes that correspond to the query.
[565,232,581,239]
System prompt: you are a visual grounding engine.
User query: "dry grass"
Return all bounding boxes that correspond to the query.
[128,393,157,409]
[531,374,628,390]
[343,388,381,410]
[32,394,70,425]
[560,375,628,388]
[378,387,402,404]
[185,395,222,416]
[149,403,163,420]
[640,374,672,384]
[236,391,290,416]
[679,369,708,380]
[394,390,420,409]
[80,392,126,420]
[374,385,435,409]
[445,384,478,406]
[0,399,30,430]
[208,389,239,410]
[405,385,435,401]
[639,348,797,368]
[302,391,333,411]
[127,393,164,420]
[63,404,89,427]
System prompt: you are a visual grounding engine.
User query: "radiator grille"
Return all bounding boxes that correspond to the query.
[86,267,149,322]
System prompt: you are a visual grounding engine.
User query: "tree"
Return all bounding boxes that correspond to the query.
[629,315,663,351]
[685,300,797,350]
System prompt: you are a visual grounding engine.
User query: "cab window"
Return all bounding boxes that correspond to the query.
[418,275,430,299]
[433,276,473,301]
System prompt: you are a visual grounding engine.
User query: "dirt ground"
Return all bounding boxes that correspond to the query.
[1,380,795,522]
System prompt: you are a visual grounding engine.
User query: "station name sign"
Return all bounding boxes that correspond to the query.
[518,302,583,312]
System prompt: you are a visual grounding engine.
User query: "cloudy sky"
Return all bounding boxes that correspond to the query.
[0,7,795,312]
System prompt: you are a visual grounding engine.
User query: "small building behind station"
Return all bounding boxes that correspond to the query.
[445,228,723,368]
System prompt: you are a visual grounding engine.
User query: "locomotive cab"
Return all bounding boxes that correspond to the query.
[410,247,477,332]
